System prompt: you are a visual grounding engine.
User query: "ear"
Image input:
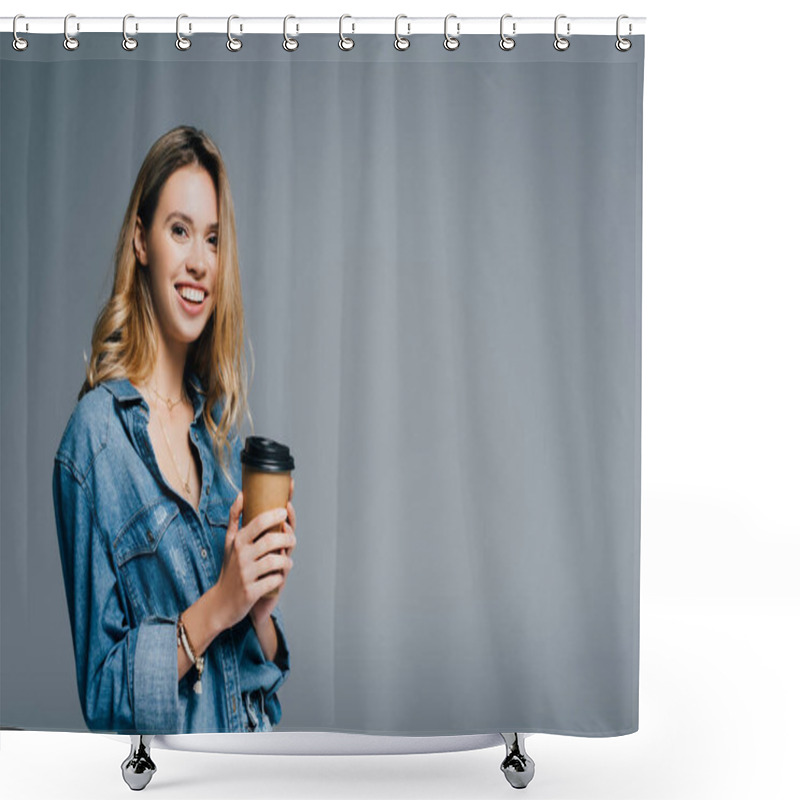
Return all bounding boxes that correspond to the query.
[133,215,148,266]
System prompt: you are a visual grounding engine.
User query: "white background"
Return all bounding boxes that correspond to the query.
[2,1,798,798]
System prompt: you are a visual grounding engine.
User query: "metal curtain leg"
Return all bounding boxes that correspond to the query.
[121,734,157,790]
[500,732,535,789]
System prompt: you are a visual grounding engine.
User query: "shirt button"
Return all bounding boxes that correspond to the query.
[201,548,207,559]
[205,485,210,495]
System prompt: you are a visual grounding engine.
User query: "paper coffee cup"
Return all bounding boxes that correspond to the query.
[241,436,295,599]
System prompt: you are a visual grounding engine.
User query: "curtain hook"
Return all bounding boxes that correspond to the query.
[499,13,516,51]
[339,14,355,50]
[553,14,570,51]
[176,13,191,50]
[227,15,243,51]
[615,15,632,51]
[394,14,410,51]
[443,13,460,51]
[283,15,299,51]
[122,14,138,51]
[12,14,29,51]
[63,13,79,51]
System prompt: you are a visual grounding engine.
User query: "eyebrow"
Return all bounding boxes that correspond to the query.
[165,211,219,232]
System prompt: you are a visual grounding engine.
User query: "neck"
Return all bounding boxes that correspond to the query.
[148,339,189,403]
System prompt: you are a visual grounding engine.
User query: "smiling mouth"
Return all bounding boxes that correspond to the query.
[175,285,207,305]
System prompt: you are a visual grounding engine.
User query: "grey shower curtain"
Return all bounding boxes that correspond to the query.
[1,32,643,736]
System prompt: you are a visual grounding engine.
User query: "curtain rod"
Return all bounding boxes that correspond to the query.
[1,16,646,36]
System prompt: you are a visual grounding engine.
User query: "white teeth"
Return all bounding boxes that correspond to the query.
[177,286,204,303]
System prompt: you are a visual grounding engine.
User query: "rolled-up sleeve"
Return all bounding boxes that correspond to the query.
[52,458,179,734]
[270,604,291,676]
[259,604,290,727]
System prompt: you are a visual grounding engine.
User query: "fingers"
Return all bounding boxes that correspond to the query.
[243,507,287,544]
[253,529,295,559]
[252,550,294,580]
[254,568,289,598]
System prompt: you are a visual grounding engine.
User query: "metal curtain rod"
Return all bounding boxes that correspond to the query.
[1,15,647,36]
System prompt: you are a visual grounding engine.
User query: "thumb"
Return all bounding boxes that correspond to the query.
[226,492,243,544]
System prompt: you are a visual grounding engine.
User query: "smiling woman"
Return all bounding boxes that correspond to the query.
[51,125,294,736]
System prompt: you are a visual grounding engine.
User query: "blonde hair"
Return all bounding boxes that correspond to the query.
[79,125,254,491]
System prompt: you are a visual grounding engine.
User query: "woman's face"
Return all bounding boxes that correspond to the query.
[134,164,219,353]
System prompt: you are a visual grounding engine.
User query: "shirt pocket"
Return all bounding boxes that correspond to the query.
[204,502,233,570]
[204,502,232,530]
[112,498,183,620]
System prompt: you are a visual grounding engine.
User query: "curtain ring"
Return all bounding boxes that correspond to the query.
[443,14,460,51]
[12,14,29,52]
[499,14,515,51]
[63,13,79,51]
[227,15,242,51]
[394,14,410,51]
[615,15,632,52]
[283,15,299,51]
[553,14,570,51]
[176,13,191,50]
[122,14,138,51]
[339,14,355,51]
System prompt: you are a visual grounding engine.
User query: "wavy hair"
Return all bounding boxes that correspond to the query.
[78,125,254,491]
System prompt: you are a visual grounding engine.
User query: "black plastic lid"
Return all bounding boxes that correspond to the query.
[240,436,295,472]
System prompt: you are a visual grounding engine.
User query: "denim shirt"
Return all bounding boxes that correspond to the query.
[52,371,290,734]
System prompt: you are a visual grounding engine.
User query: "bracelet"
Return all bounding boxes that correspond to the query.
[177,615,195,663]
[177,614,205,695]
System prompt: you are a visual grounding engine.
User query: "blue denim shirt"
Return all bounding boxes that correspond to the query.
[52,371,290,734]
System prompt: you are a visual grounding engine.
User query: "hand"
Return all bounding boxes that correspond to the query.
[214,489,295,630]
[250,478,296,627]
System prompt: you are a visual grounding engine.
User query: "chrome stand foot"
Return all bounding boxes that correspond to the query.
[121,735,157,790]
[500,732,535,789]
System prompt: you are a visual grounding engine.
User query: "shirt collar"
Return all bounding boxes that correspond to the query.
[102,369,206,421]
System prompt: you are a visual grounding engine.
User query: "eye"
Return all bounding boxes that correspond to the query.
[208,235,218,248]
[172,224,188,238]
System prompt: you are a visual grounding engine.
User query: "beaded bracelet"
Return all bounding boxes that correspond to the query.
[177,614,205,695]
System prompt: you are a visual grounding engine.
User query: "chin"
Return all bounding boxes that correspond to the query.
[170,322,209,346]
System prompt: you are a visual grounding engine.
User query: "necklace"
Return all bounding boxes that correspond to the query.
[144,381,192,498]
[148,382,186,412]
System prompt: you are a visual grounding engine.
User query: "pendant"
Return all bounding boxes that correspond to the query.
[193,679,203,695]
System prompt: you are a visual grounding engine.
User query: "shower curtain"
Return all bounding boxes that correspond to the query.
[0,29,644,737]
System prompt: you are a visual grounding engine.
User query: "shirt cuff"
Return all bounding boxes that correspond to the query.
[270,608,291,675]
[132,616,179,733]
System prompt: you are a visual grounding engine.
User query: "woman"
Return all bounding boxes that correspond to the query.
[52,125,296,734]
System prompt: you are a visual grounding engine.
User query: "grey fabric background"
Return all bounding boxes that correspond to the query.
[1,33,644,736]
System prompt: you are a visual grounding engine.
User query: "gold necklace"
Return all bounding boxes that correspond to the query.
[148,382,185,412]
[145,383,192,497]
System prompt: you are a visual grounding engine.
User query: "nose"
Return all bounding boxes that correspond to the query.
[186,238,209,275]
